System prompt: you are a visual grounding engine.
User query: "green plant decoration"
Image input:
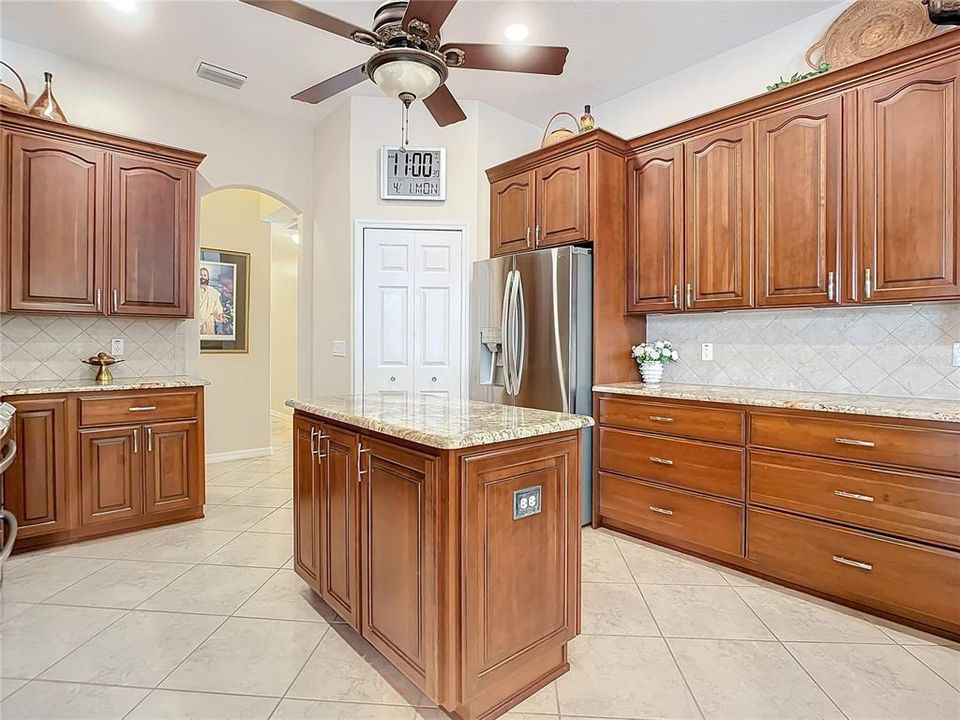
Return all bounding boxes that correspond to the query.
[767,63,831,91]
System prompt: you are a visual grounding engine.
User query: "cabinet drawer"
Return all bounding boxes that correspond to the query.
[749,451,960,548]
[599,472,743,556]
[750,413,960,475]
[599,427,744,499]
[748,509,960,632]
[80,391,198,427]
[597,396,744,444]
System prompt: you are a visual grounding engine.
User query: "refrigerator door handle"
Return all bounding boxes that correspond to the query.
[500,270,515,395]
[514,268,526,395]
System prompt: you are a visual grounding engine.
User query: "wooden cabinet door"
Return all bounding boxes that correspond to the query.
[684,123,754,310]
[293,415,320,589]
[859,61,960,303]
[461,435,580,702]
[109,153,193,317]
[756,95,844,307]
[626,144,684,313]
[359,436,435,691]
[490,171,535,257]
[5,132,105,314]
[318,423,360,629]
[79,425,143,526]
[1,397,70,538]
[143,420,200,514]
[535,152,589,248]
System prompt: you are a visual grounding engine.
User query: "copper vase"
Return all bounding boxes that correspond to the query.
[29,72,67,123]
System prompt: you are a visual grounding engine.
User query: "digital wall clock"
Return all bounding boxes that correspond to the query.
[380,146,446,201]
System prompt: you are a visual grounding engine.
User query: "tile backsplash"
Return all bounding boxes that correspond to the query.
[0,314,187,382]
[646,303,960,400]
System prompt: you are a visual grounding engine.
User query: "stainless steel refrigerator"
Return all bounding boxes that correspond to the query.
[469,246,594,523]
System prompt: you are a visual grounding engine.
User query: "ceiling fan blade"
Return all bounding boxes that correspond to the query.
[402,0,457,39]
[423,85,466,127]
[443,43,569,75]
[240,0,369,41]
[292,65,367,104]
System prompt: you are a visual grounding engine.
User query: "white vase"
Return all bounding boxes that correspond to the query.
[640,360,664,385]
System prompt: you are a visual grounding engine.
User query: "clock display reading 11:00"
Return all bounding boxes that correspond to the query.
[381,147,445,201]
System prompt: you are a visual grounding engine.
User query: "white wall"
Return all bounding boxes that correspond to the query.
[270,220,299,417]
[595,2,850,137]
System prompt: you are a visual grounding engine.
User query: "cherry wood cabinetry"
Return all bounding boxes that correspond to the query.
[859,61,960,303]
[291,409,583,720]
[594,390,960,638]
[1,397,69,538]
[1,112,204,318]
[490,172,535,256]
[1,386,205,552]
[756,95,844,307]
[535,153,590,248]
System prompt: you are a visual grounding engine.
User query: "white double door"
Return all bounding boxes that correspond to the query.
[362,227,463,402]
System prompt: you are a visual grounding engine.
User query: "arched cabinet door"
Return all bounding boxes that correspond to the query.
[109,153,193,317]
[535,152,589,247]
[859,61,960,303]
[490,172,535,257]
[4,132,105,314]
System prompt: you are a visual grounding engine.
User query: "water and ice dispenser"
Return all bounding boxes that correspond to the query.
[479,327,505,387]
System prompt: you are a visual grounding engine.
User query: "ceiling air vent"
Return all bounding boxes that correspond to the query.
[196,61,247,90]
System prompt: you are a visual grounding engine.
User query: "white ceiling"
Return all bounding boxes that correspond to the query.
[0,0,837,126]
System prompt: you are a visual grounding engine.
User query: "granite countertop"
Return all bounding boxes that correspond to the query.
[286,395,594,449]
[0,376,210,397]
[592,382,960,424]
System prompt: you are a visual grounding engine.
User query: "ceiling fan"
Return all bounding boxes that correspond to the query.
[240,0,569,129]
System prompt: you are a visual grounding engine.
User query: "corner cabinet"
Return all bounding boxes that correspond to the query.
[1,112,204,318]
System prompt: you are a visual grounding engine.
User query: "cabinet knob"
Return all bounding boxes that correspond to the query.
[431,376,438,382]
[390,376,396,382]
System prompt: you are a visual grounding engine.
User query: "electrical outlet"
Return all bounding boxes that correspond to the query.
[701,343,714,361]
[110,338,125,356]
[953,342,960,368]
[332,340,346,358]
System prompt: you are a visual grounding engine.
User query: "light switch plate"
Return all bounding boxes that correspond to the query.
[332,340,346,358]
[953,342,960,368]
[701,343,714,361]
[110,338,125,356]
[513,486,542,520]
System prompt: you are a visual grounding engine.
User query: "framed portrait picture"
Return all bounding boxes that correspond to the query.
[199,248,250,353]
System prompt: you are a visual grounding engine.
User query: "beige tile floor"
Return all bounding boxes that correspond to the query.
[1,417,959,719]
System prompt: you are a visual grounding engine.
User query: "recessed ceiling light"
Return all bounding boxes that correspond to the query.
[503,23,529,42]
[107,0,137,13]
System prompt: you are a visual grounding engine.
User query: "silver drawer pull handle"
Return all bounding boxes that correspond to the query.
[649,506,674,516]
[357,446,371,480]
[835,437,875,448]
[649,456,674,466]
[834,490,875,503]
[649,416,674,423]
[129,406,157,412]
[832,555,872,571]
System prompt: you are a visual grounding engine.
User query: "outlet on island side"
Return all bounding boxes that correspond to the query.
[701,343,714,362]
[110,338,125,356]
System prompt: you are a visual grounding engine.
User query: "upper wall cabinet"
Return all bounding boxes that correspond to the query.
[490,172,535,257]
[1,112,204,318]
[756,95,844,308]
[684,123,754,311]
[859,61,960,303]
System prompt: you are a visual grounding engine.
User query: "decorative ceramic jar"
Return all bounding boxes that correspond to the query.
[640,360,664,385]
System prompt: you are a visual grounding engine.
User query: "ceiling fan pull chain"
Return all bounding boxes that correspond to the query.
[399,92,414,152]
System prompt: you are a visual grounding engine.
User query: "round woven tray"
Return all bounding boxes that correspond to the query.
[806,0,936,70]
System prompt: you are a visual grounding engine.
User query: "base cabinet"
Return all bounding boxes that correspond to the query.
[144,420,201,514]
[292,411,582,720]
[79,425,143,526]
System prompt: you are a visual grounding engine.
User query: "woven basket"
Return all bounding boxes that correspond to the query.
[806,0,936,70]
[541,112,580,148]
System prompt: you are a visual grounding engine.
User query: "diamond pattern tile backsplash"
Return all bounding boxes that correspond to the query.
[0,314,188,382]
[646,303,960,400]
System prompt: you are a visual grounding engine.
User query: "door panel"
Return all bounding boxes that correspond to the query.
[756,95,843,307]
[319,423,360,628]
[860,61,960,302]
[684,123,754,310]
[1,397,70,538]
[413,231,462,402]
[360,437,434,690]
[626,144,684,313]
[79,425,142,526]
[293,416,320,588]
[6,133,105,314]
[109,153,192,316]
[536,153,589,247]
[144,420,200,514]
[490,172,534,257]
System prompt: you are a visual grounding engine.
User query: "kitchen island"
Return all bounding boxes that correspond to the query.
[286,395,593,720]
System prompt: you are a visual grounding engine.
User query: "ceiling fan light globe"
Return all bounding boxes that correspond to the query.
[372,58,442,100]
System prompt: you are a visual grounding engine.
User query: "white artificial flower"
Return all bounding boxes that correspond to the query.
[672,350,679,360]
[655,340,664,348]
